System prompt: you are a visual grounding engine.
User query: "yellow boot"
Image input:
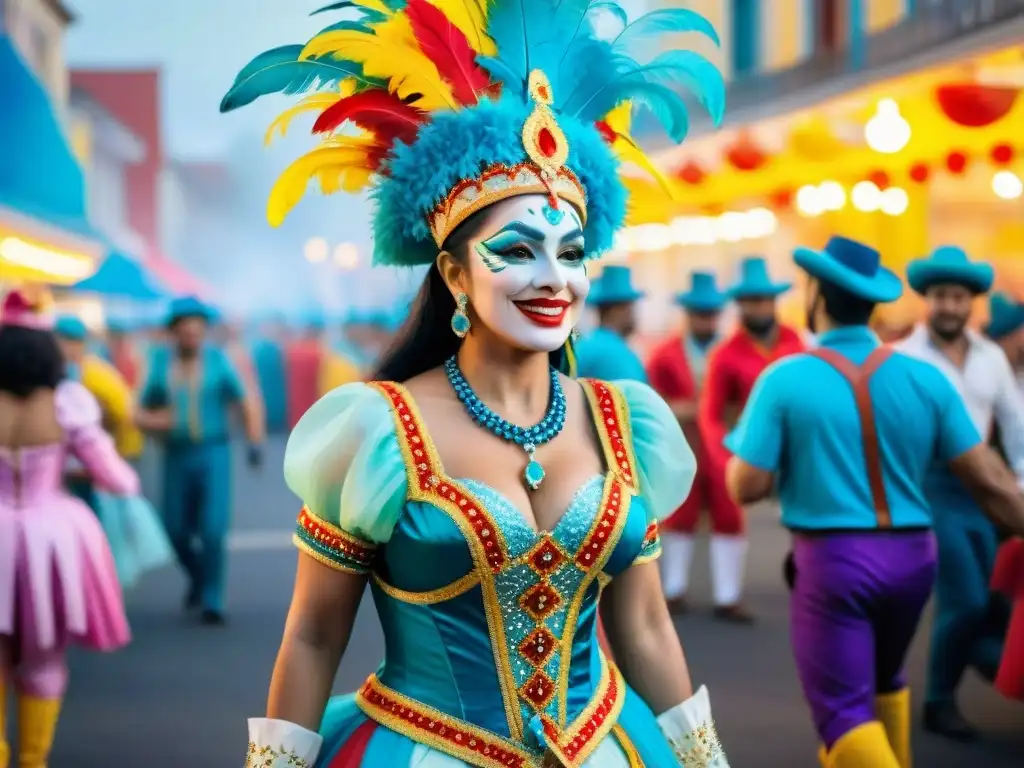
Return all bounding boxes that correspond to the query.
[826,721,900,768]
[0,681,9,768]
[16,695,61,768]
[876,689,911,768]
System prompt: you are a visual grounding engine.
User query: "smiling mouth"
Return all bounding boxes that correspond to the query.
[514,299,571,328]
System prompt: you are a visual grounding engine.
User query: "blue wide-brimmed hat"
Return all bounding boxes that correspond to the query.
[676,271,727,312]
[729,256,792,299]
[985,293,1024,340]
[907,246,994,296]
[55,315,88,341]
[588,265,645,306]
[793,236,903,303]
[165,296,216,327]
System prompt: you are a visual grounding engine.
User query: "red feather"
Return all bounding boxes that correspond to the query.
[313,90,426,147]
[405,0,492,106]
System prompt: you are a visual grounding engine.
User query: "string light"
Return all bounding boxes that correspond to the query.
[304,237,328,263]
[817,181,846,211]
[795,184,824,217]
[0,237,95,281]
[993,170,1023,200]
[851,181,882,212]
[880,187,909,216]
[616,208,778,253]
[864,99,911,154]
[333,242,359,269]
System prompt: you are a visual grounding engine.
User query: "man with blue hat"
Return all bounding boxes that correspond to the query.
[985,292,1024,380]
[646,271,731,613]
[136,295,265,625]
[724,236,1024,768]
[896,246,1024,740]
[575,264,648,381]
[698,256,805,622]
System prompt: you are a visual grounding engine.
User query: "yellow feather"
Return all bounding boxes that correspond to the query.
[612,132,678,200]
[263,79,357,146]
[604,101,632,135]
[428,0,496,55]
[267,141,376,227]
[300,15,456,110]
[353,0,392,13]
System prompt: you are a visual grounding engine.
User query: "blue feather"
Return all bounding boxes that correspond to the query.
[591,1,627,28]
[621,82,690,142]
[569,49,725,127]
[311,1,358,14]
[219,45,366,113]
[611,8,720,49]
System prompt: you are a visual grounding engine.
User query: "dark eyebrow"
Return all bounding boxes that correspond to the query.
[559,227,584,244]
[491,221,548,242]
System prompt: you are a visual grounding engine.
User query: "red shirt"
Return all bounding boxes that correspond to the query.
[698,326,806,471]
[286,339,324,429]
[646,335,706,458]
[992,537,1024,701]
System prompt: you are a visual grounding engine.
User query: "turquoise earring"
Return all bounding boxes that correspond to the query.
[451,293,471,338]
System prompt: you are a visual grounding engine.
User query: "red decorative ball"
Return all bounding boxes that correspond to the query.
[770,189,793,208]
[946,151,968,174]
[868,170,890,190]
[991,143,1015,165]
[678,161,705,185]
[909,163,930,184]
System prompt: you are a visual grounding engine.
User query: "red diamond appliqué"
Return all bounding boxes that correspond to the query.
[518,626,557,667]
[519,670,557,710]
[519,582,561,621]
[525,537,565,577]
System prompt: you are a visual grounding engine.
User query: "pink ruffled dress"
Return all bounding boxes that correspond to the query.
[0,381,137,654]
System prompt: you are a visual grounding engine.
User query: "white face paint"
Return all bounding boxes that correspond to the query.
[460,194,588,353]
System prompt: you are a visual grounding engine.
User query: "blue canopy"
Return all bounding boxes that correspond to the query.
[74,250,167,300]
[0,35,99,242]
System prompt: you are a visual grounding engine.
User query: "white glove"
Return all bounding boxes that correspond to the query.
[245,718,323,768]
[656,685,729,767]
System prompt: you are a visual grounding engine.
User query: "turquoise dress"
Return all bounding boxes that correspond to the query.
[280,379,724,767]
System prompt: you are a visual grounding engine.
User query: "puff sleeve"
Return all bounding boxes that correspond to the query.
[285,383,407,575]
[617,380,697,563]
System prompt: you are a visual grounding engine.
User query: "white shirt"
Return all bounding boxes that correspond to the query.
[898,324,1024,486]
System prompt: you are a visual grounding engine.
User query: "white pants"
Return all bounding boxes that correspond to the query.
[660,532,748,606]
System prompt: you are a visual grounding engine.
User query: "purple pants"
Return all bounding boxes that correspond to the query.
[790,531,937,749]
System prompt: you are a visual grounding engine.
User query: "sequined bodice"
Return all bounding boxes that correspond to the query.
[0,443,69,507]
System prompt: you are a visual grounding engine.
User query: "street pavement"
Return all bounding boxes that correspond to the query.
[54,437,1023,766]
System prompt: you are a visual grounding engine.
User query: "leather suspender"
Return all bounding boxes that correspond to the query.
[809,347,895,528]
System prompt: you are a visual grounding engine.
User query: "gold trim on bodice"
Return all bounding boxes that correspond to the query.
[361,379,642,767]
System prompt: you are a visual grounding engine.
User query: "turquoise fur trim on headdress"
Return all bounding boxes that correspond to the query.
[373,96,624,265]
[220,0,724,268]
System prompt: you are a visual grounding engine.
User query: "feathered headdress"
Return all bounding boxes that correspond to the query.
[220,0,724,266]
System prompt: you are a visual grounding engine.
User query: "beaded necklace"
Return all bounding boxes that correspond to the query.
[444,355,567,491]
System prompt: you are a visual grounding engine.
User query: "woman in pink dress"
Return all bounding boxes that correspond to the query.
[0,289,137,767]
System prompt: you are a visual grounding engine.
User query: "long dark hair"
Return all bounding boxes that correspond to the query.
[374,212,573,382]
[0,326,66,398]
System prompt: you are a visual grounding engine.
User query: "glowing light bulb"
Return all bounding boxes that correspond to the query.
[818,181,846,211]
[993,170,1023,200]
[691,217,717,245]
[333,242,359,269]
[715,212,746,243]
[864,99,911,154]
[631,223,671,252]
[304,237,328,263]
[851,181,882,212]
[795,185,823,217]
[880,187,909,216]
[742,208,777,239]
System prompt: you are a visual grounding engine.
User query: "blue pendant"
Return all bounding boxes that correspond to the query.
[451,312,471,337]
[542,203,564,226]
[524,459,546,491]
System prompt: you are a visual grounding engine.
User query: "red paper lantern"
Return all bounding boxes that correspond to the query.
[946,151,969,175]
[770,189,793,209]
[909,163,930,184]
[868,170,891,190]
[935,84,1019,128]
[678,161,705,185]
[725,134,768,172]
[991,143,1015,165]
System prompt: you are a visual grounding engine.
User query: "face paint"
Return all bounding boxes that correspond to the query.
[463,194,588,353]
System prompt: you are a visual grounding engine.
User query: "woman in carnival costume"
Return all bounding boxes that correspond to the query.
[54,315,174,590]
[0,290,136,766]
[222,0,727,765]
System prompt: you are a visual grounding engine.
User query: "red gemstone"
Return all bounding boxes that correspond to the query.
[538,85,550,101]
[538,127,557,157]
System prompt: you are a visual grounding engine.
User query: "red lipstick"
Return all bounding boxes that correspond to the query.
[513,297,571,328]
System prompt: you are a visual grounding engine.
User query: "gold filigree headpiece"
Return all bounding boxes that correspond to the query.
[428,70,587,246]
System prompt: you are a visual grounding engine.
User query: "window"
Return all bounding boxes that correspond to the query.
[815,0,848,52]
[731,0,759,76]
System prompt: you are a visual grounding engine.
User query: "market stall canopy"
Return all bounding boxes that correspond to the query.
[0,35,103,282]
[73,250,167,300]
